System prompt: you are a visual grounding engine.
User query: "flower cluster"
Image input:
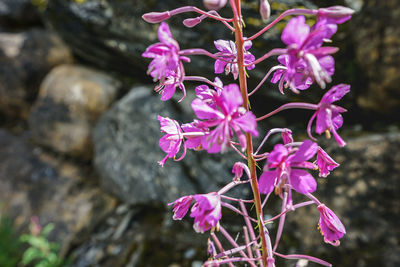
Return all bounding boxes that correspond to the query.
[143,1,353,266]
[142,22,189,101]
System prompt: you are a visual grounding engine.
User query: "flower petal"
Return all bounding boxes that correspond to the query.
[290,169,316,194]
[259,170,278,194]
[291,140,318,163]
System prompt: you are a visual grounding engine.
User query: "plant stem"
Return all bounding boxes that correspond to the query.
[231,1,269,265]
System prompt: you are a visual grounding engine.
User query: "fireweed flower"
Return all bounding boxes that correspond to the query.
[272,16,338,91]
[214,39,255,79]
[307,84,350,147]
[194,77,223,108]
[191,83,258,153]
[142,22,190,101]
[154,69,187,101]
[157,116,185,166]
[316,147,339,177]
[169,195,194,220]
[259,140,318,195]
[271,55,313,94]
[317,204,346,246]
[190,192,222,233]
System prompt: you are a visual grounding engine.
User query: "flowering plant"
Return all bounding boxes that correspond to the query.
[143,1,353,266]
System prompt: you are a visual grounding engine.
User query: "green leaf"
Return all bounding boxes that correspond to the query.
[22,247,40,265]
[41,224,54,237]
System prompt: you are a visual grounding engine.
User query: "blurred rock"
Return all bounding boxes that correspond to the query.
[0,29,73,119]
[70,205,208,267]
[281,133,400,267]
[0,0,41,27]
[29,64,120,159]
[352,0,400,113]
[0,129,117,256]
[93,85,245,205]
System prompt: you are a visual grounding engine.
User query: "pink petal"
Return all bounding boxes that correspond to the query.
[291,140,318,163]
[191,98,222,120]
[233,111,258,136]
[282,16,310,46]
[290,169,316,194]
[259,170,278,194]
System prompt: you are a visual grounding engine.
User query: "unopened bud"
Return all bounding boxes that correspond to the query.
[203,0,227,11]
[317,6,354,24]
[142,11,171,23]
[281,128,293,144]
[260,0,271,21]
[183,17,202,28]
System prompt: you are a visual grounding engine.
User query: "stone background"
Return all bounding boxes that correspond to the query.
[0,0,399,266]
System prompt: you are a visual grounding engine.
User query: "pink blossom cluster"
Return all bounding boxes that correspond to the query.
[143,1,353,266]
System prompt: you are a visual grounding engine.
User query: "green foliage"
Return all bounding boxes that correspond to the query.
[0,215,22,267]
[20,223,65,267]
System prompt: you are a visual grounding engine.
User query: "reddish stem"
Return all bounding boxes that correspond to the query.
[230,2,270,265]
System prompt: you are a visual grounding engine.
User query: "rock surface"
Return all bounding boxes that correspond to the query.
[0,129,117,256]
[351,0,400,113]
[0,29,73,119]
[70,204,209,267]
[280,133,400,267]
[29,64,120,158]
[93,85,246,205]
[76,132,400,267]
[0,0,41,27]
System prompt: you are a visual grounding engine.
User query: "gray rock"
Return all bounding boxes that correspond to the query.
[0,29,73,119]
[0,129,117,257]
[70,205,208,267]
[93,85,245,205]
[352,0,400,114]
[29,64,120,159]
[0,0,41,27]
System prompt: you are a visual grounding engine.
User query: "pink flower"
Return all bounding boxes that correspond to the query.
[259,140,318,195]
[191,83,258,153]
[142,22,189,101]
[169,195,194,220]
[307,84,350,147]
[157,116,185,166]
[273,16,338,91]
[214,39,255,79]
[154,69,187,101]
[271,55,313,94]
[316,147,339,177]
[317,204,346,246]
[194,77,223,108]
[190,192,222,233]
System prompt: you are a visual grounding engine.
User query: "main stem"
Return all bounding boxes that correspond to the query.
[231,0,269,265]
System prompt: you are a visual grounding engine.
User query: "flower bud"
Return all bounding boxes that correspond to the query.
[142,11,171,23]
[260,0,271,21]
[203,0,227,10]
[317,6,354,24]
[183,17,202,28]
